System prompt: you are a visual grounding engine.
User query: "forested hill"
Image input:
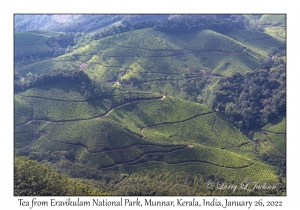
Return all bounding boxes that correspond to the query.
[14,14,169,33]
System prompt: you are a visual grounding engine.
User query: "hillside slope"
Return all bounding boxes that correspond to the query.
[14,82,279,195]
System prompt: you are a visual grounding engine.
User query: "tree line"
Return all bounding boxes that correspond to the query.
[14,155,112,196]
[153,15,245,34]
[14,70,114,100]
[212,62,286,131]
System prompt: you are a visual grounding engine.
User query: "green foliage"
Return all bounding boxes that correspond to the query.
[264,27,286,42]
[14,96,32,125]
[14,16,286,195]
[262,116,286,133]
[14,81,280,195]
[107,96,212,133]
[25,97,108,121]
[224,28,269,43]
[14,133,36,148]
[17,60,54,77]
[170,29,244,52]
[144,112,251,150]
[163,145,254,167]
[14,156,112,195]
[120,158,277,184]
[267,133,286,154]
[20,83,85,100]
[258,15,286,26]
[15,43,52,59]
[16,26,269,86]
[15,123,37,133]
[253,132,285,159]
[107,168,283,196]
[14,31,74,62]
[36,118,145,152]
[243,37,285,57]
[15,32,46,44]
[213,67,286,131]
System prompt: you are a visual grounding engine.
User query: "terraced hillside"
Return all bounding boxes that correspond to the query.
[14,31,54,59]
[14,30,77,72]
[254,116,286,160]
[16,25,285,105]
[14,82,280,195]
[17,27,281,79]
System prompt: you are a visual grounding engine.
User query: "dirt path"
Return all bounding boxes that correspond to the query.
[111,73,224,86]
[16,95,166,126]
[20,91,160,102]
[40,131,186,154]
[20,95,88,102]
[259,142,285,159]
[220,142,251,150]
[98,147,189,170]
[211,112,217,129]
[105,47,246,59]
[99,156,256,171]
[140,111,215,138]
[243,37,275,45]
[102,41,247,55]
[260,132,285,156]
[41,131,234,172]
[260,130,286,135]
[140,128,146,138]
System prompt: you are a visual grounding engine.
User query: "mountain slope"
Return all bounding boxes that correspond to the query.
[14,82,279,195]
